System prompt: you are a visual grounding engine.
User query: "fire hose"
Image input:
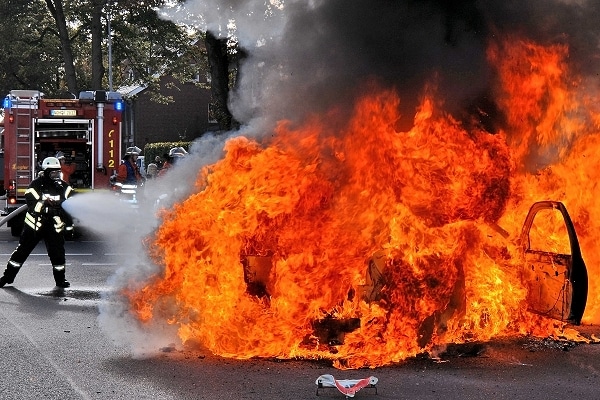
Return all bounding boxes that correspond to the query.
[0,205,27,228]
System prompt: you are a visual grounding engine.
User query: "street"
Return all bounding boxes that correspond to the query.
[0,225,600,400]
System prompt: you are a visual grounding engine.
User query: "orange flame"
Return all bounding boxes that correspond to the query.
[125,35,600,368]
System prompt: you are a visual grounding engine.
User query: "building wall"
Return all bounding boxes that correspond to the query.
[123,76,214,150]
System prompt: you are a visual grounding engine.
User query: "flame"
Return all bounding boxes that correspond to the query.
[125,35,600,368]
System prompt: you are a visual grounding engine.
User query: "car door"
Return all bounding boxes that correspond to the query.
[519,201,588,324]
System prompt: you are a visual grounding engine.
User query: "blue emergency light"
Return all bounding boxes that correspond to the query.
[114,100,124,111]
[2,96,11,109]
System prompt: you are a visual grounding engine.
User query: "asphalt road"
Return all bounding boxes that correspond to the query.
[0,225,599,400]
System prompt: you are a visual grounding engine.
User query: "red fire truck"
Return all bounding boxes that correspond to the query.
[2,89,124,235]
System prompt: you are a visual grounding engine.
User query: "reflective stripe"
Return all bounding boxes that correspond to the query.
[25,212,42,231]
[25,187,41,200]
[8,260,22,269]
[53,216,65,233]
[53,265,65,271]
[34,201,44,213]
[65,186,73,198]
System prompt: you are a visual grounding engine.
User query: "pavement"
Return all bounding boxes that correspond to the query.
[2,283,600,400]
[0,226,600,399]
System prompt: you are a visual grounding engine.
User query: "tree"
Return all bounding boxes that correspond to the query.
[168,0,285,132]
[0,1,64,96]
[110,1,203,94]
[90,0,105,90]
[205,30,234,131]
[54,0,198,92]
[44,0,78,93]
[0,0,200,98]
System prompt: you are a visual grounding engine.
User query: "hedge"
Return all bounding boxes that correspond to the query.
[143,141,191,164]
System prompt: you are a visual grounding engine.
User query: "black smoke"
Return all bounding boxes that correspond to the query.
[185,0,596,135]
[169,0,600,134]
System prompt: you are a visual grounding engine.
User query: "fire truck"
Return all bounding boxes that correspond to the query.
[1,89,124,236]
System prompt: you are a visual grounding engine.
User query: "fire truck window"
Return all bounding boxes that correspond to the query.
[528,208,570,254]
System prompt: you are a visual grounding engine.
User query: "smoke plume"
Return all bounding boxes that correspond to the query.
[165,0,600,133]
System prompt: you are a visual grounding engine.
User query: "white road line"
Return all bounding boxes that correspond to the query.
[82,263,118,266]
[28,263,118,266]
[39,263,71,266]
[0,253,94,256]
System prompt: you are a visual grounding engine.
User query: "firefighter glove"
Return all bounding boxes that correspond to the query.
[53,216,65,233]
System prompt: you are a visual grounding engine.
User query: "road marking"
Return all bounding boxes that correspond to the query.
[39,263,72,266]
[38,263,117,267]
[0,253,94,256]
[82,263,118,266]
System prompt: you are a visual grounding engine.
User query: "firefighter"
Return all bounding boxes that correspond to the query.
[157,152,172,176]
[146,163,158,179]
[0,157,74,288]
[154,155,163,170]
[56,151,77,185]
[116,149,144,185]
[158,147,187,176]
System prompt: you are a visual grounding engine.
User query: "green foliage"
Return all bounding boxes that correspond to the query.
[0,1,64,96]
[0,0,203,98]
[103,1,205,95]
[143,141,191,162]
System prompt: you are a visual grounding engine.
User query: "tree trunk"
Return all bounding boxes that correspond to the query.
[205,30,234,132]
[90,0,105,90]
[45,0,78,94]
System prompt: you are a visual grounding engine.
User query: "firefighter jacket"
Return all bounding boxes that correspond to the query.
[116,160,143,184]
[157,160,171,177]
[60,162,77,184]
[24,174,73,233]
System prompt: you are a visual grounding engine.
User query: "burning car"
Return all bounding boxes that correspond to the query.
[240,200,588,348]
[122,35,600,369]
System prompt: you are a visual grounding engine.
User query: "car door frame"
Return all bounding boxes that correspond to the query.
[519,201,588,325]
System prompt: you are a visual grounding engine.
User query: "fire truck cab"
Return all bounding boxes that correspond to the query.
[2,89,124,236]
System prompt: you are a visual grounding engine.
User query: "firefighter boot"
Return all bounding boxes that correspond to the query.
[52,265,70,288]
[0,261,22,288]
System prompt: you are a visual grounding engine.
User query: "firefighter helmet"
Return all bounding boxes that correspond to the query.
[42,157,61,170]
[169,147,188,158]
[42,157,62,181]
[125,146,142,155]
